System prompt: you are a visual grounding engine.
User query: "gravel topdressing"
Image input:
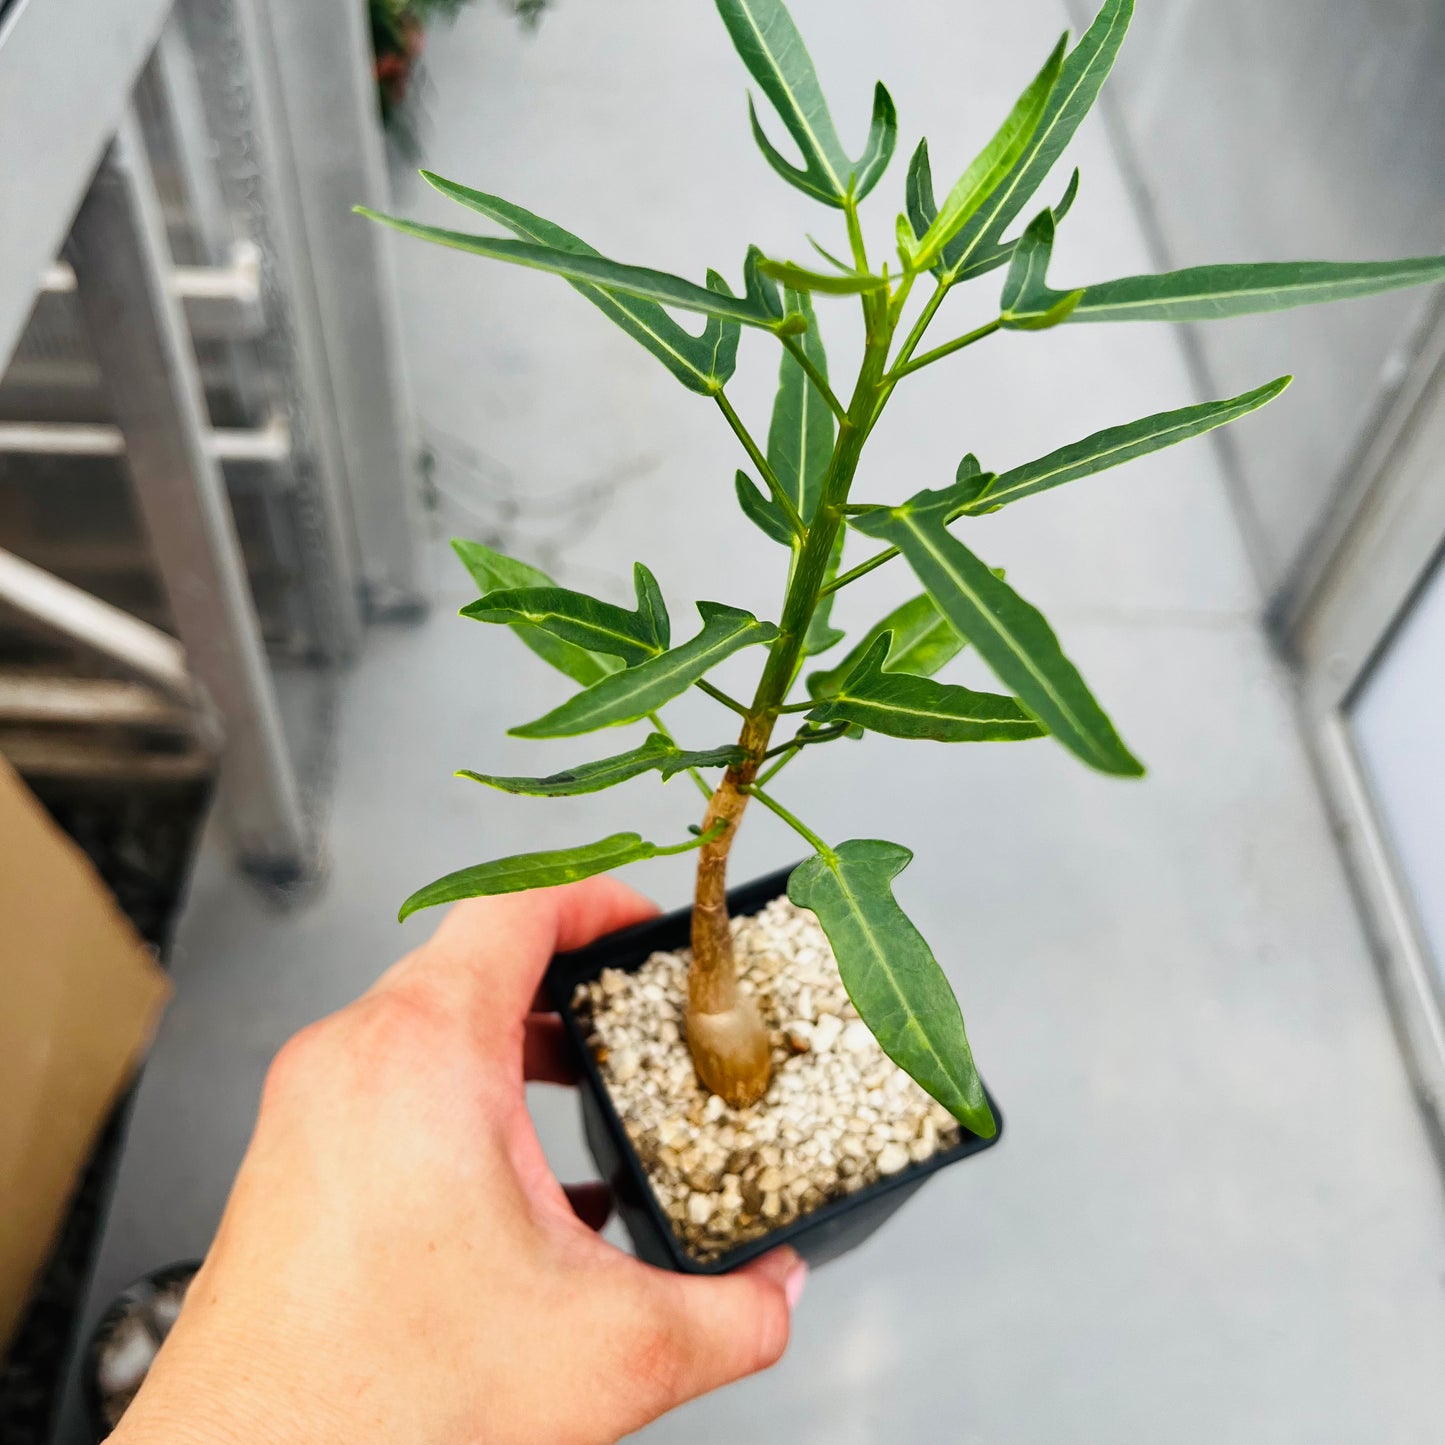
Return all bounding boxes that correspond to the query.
[574,896,962,1262]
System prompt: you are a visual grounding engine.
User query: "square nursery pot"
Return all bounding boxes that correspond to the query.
[546,864,1003,1274]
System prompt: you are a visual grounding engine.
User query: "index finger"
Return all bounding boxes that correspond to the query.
[382,875,660,1024]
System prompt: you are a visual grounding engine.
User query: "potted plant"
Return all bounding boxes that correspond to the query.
[362,0,1445,1270]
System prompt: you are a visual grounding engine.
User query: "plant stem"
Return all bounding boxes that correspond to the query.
[780,333,846,423]
[760,721,847,761]
[715,390,805,539]
[890,317,1002,381]
[819,544,900,597]
[695,679,750,717]
[745,784,832,856]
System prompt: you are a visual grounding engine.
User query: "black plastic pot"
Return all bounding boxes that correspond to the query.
[546,864,1002,1274]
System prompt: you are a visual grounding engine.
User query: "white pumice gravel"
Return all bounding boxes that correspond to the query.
[574,896,962,1262]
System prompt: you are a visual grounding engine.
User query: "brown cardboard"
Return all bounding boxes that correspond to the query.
[0,755,170,1351]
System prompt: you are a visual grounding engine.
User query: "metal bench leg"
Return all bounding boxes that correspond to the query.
[65,112,307,876]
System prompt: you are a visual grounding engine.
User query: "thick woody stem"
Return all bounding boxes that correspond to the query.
[685,272,893,1106]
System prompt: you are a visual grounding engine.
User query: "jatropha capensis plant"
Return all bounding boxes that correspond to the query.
[364,0,1445,1126]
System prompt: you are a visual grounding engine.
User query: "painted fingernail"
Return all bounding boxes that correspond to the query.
[785,1260,807,1311]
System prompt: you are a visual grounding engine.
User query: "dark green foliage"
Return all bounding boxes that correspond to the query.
[367,0,1445,1124]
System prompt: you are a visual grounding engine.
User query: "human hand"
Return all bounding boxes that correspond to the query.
[113,879,804,1445]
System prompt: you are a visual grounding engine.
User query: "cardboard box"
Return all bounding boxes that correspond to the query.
[0,755,169,1351]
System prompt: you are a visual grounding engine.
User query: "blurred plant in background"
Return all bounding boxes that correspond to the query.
[369,0,550,148]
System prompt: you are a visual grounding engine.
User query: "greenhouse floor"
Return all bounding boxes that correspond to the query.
[58,2,1445,1441]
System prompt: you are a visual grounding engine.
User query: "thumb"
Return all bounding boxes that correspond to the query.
[645,1248,805,1405]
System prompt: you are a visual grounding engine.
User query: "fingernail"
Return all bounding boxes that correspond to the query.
[784,1260,807,1311]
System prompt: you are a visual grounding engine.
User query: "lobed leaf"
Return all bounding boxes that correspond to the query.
[404,176,744,395]
[853,82,899,202]
[400,831,703,920]
[1000,211,1084,329]
[718,0,894,206]
[511,603,778,738]
[911,36,1066,273]
[853,491,1143,776]
[451,539,619,687]
[807,634,1045,742]
[965,377,1291,514]
[463,564,670,667]
[940,0,1132,278]
[788,841,995,1135]
[803,529,848,656]
[735,470,795,545]
[807,592,965,700]
[459,733,744,798]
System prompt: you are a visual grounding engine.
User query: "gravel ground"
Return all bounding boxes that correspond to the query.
[574,897,960,1262]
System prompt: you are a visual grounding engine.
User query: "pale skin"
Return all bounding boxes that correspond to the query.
[112,878,804,1445]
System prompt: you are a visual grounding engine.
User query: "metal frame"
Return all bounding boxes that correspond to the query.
[65,114,307,871]
[1285,316,1445,1154]
[258,0,426,615]
[0,0,174,371]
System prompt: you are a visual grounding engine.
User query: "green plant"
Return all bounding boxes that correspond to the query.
[362,0,1445,1129]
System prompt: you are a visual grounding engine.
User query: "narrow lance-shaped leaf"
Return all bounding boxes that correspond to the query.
[942,0,1132,277]
[757,258,888,295]
[459,734,745,798]
[999,233,1445,327]
[911,35,1066,273]
[807,634,1045,743]
[964,376,1292,514]
[463,563,670,667]
[400,175,742,395]
[808,593,967,700]
[451,539,619,687]
[853,489,1143,776]
[789,841,996,1135]
[717,0,894,206]
[511,603,778,738]
[767,289,834,529]
[803,528,847,656]
[400,831,709,921]
[358,207,783,333]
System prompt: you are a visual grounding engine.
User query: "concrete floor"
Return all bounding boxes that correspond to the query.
[59,2,1445,1441]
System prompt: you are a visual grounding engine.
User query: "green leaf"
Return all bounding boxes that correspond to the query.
[906,139,1080,284]
[940,0,1131,278]
[511,603,778,738]
[463,563,670,667]
[735,470,794,545]
[767,289,834,526]
[1000,211,1084,329]
[911,35,1066,273]
[400,830,704,921]
[853,491,1143,776]
[808,634,1045,742]
[803,528,847,656]
[459,733,744,797]
[633,563,671,650]
[717,0,888,207]
[854,82,899,201]
[757,257,888,295]
[450,539,619,687]
[359,199,781,334]
[788,841,995,1134]
[999,235,1445,328]
[965,377,1292,514]
[404,177,742,395]
[808,593,966,700]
